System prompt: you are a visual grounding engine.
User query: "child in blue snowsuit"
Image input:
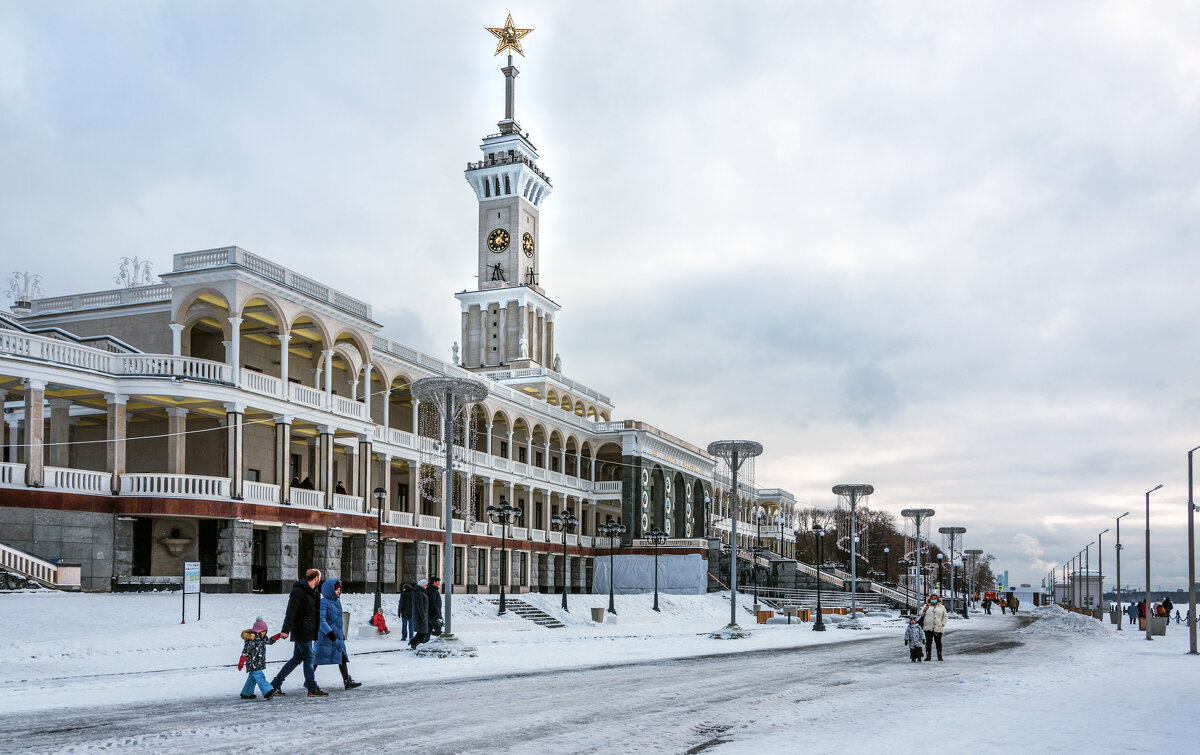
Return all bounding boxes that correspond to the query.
[904,616,926,663]
[239,617,282,699]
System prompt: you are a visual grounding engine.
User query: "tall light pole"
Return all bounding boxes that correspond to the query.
[884,547,891,584]
[1188,444,1200,654]
[833,484,874,626]
[753,506,765,606]
[897,557,911,614]
[1116,512,1129,630]
[550,508,578,612]
[1084,541,1095,613]
[812,524,826,631]
[707,440,763,631]
[939,527,966,618]
[965,549,983,612]
[372,487,387,614]
[901,508,934,606]
[486,495,521,615]
[647,527,668,612]
[1097,529,1108,615]
[1146,484,1164,640]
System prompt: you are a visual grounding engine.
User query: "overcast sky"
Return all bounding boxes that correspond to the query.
[3,1,1199,588]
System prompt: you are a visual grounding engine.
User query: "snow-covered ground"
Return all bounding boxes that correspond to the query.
[1,593,1198,753]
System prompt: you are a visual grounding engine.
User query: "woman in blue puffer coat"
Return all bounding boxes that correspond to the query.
[313,579,363,690]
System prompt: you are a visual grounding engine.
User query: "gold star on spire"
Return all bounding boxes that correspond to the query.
[486,13,533,57]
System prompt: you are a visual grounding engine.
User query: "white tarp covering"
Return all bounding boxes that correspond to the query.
[591,553,707,595]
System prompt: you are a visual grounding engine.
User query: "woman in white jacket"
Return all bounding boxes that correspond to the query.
[919,593,949,661]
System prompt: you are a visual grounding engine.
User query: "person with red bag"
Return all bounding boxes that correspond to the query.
[238,617,282,699]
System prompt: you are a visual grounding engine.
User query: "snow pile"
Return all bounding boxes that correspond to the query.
[1019,604,1112,638]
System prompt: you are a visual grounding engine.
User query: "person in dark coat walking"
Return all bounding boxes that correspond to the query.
[408,579,430,649]
[313,578,362,690]
[270,568,327,697]
[1126,601,1139,625]
[427,576,443,636]
[398,583,414,641]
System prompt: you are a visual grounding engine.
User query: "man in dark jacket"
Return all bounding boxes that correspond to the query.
[408,579,430,649]
[427,576,443,636]
[271,568,327,697]
[398,584,414,641]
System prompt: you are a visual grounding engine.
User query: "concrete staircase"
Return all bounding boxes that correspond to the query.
[488,598,566,628]
[0,542,81,591]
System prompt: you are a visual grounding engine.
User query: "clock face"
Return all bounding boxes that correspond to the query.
[487,228,510,253]
[522,232,535,258]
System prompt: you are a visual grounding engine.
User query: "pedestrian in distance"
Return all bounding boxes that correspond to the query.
[409,578,430,649]
[427,576,444,636]
[1162,596,1174,616]
[999,597,1007,615]
[314,578,362,690]
[300,476,315,490]
[398,583,414,641]
[238,617,282,699]
[904,615,926,663]
[335,480,348,495]
[1126,602,1139,625]
[1008,592,1020,614]
[982,597,992,615]
[370,607,390,635]
[270,567,326,698]
[920,593,948,662]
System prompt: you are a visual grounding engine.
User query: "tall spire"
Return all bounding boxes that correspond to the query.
[486,14,533,135]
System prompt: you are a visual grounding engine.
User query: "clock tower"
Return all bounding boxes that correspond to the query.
[456,15,559,371]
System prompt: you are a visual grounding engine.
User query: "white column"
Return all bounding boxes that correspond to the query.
[166,407,187,475]
[362,363,373,415]
[322,349,334,406]
[382,389,391,430]
[412,398,421,434]
[382,454,392,513]
[276,333,291,398]
[228,316,243,386]
[506,430,513,459]
[169,322,184,356]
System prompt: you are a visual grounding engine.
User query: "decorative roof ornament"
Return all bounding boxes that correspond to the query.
[113,257,155,288]
[486,13,533,57]
[7,271,45,305]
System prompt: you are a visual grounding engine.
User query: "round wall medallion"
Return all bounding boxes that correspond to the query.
[641,513,650,531]
[641,469,649,486]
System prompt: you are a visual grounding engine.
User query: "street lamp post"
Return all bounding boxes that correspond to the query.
[706,440,764,632]
[812,524,826,631]
[965,549,983,614]
[1188,444,1200,655]
[1116,512,1129,631]
[1097,530,1109,615]
[1084,542,1095,613]
[937,553,943,593]
[598,518,626,615]
[897,557,911,614]
[550,508,578,612]
[373,487,387,614]
[647,527,668,612]
[884,547,891,584]
[754,506,765,606]
[1146,484,1164,641]
[486,495,521,615]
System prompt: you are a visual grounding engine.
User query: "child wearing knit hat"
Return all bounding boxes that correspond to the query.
[238,616,283,699]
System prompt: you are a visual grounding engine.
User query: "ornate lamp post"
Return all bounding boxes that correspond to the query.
[372,487,387,614]
[884,547,891,584]
[753,506,767,606]
[486,495,521,615]
[706,440,764,632]
[647,527,668,612]
[965,549,983,613]
[936,553,944,593]
[901,508,935,604]
[550,507,578,612]
[897,557,911,614]
[812,524,826,631]
[833,484,873,626]
[598,518,626,615]
[1115,512,1129,629]
[1145,484,1164,641]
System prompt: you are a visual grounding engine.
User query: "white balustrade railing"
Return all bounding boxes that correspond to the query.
[388,511,414,526]
[332,493,362,513]
[289,382,324,408]
[471,521,489,535]
[549,471,564,485]
[0,542,81,589]
[0,461,26,486]
[531,528,546,541]
[1,331,235,383]
[566,533,579,546]
[240,369,283,398]
[291,488,324,509]
[452,519,465,532]
[579,535,594,548]
[244,480,280,504]
[120,473,230,499]
[594,481,621,494]
[44,466,109,494]
[389,429,416,447]
[510,526,527,540]
[418,514,441,529]
[512,461,527,476]
[332,395,368,420]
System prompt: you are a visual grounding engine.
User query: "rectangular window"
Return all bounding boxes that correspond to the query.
[428,545,439,580]
[518,446,527,463]
[246,469,260,482]
[535,451,543,468]
[477,550,488,584]
[519,553,528,584]
[289,454,301,480]
[454,548,464,586]
[551,457,559,472]
[535,503,543,530]
[397,482,409,511]
[499,441,508,458]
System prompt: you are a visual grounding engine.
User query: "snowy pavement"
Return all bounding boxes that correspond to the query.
[1,594,1197,753]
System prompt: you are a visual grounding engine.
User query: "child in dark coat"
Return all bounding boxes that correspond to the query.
[239,617,282,699]
[904,616,926,663]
